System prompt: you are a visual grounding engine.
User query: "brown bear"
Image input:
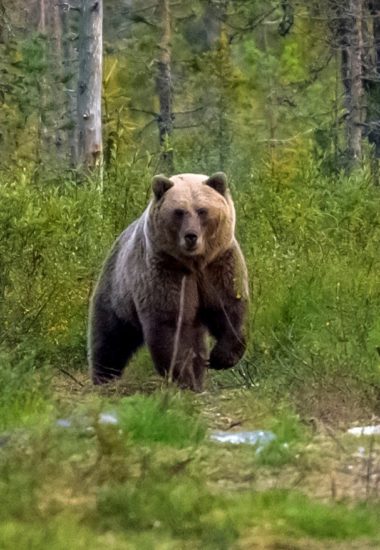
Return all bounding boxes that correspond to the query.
[88,172,248,391]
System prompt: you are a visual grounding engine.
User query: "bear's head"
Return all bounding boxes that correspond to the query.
[148,172,235,265]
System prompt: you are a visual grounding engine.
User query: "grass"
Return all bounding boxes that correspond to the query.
[0,375,379,549]
[0,349,52,430]
[117,392,206,447]
[236,491,380,540]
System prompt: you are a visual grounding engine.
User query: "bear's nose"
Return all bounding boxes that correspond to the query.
[184,232,198,247]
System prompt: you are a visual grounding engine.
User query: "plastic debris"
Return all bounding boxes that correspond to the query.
[56,413,119,429]
[347,425,380,437]
[210,430,276,448]
[98,412,118,425]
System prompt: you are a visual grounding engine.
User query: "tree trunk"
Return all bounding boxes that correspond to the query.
[366,0,380,158]
[333,0,365,164]
[340,1,364,163]
[77,0,103,170]
[60,2,79,165]
[155,0,173,174]
[0,1,7,43]
[217,28,232,171]
[52,1,65,157]
[347,0,364,162]
[38,0,46,33]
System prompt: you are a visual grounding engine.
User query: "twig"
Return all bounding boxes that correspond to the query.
[57,367,85,387]
[330,470,337,500]
[168,275,186,382]
[173,124,202,130]
[223,6,277,33]
[324,422,348,453]
[129,107,158,117]
[174,106,206,116]
[366,435,375,499]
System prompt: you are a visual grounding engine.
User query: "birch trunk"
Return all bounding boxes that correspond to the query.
[77,0,103,170]
[38,0,46,32]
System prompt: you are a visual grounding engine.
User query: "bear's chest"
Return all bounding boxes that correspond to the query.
[135,264,200,321]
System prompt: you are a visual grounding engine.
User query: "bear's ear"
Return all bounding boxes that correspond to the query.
[204,172,227,196]
[152,175,174,200]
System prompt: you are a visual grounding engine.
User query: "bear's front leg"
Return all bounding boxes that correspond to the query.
[89,297,144,384]
[205,297,247,370]
[201,246,248,371]
[143,315,207,391]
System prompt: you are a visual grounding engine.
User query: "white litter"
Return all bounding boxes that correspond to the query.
[210,430,276,447]
[347,425,380,436]
[98,412,118,425]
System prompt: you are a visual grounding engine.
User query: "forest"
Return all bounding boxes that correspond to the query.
[1,1,380,548]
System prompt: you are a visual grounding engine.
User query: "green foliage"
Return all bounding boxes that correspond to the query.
[0,32,56,165]
[0,384,379,549]
[0,172,108,367]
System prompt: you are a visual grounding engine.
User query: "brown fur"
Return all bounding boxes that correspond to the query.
[88,172,248,391]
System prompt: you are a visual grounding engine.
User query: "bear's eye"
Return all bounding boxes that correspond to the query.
[197,208,208,217]
[173,208,185,218]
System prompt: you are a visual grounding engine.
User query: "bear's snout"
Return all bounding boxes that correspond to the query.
[184,232,198,249]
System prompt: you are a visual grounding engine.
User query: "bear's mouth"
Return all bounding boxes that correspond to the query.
[183,245,200,255]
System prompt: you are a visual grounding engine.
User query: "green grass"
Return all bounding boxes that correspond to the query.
[0,349,52,430]
[254,409,309,467]
[235,490,380,540]
[117,392,206,447]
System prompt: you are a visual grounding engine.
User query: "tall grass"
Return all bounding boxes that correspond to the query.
[0,349,51,430]
[117,392,206,447]
[235,161,380,414]
[0,159,379,415]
